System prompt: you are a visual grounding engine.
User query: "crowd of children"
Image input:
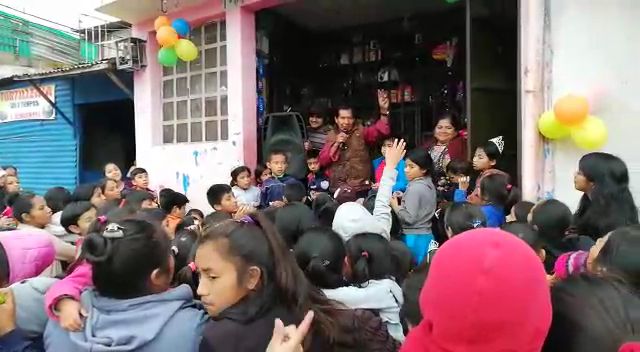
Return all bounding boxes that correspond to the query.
[0,108,640,352]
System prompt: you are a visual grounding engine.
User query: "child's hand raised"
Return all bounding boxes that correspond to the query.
[458,176,471,192]
[57,298,86,332]
[384,139,406,171]
[266,310,314,352]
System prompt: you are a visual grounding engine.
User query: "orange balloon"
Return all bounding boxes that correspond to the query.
[156,26,178,47]
[554,95,589,126]
[154,16,171,31]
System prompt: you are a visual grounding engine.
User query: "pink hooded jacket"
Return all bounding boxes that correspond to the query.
[44,260,92,319]
[0,230,55,285]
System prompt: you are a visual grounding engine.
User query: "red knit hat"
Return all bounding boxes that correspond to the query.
[402,228,552,352]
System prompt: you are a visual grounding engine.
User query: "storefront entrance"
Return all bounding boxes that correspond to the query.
[256,0,518,179]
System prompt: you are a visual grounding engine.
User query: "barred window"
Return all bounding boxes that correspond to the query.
[162,21,228,144]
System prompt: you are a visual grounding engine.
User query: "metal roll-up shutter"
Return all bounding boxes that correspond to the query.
[0,79,78,195]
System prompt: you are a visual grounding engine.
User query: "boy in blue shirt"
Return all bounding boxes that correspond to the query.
[372,137,408,193]
[260,150,300,208]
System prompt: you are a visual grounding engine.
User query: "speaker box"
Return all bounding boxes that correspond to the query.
[261,112,307,179]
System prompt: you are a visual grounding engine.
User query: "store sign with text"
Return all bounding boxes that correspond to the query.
[0,85,56,123]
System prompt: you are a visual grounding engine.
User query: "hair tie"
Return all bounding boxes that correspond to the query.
[361,251,369,259]
[506,184,513,191]
[187,262,197,272]
[97,216,107,224]
[102,223,125,239]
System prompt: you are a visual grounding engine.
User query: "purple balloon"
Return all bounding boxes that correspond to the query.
[172,18,190,37]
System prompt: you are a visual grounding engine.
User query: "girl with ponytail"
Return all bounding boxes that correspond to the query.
[196,214,399,352]
[44,217,207,352]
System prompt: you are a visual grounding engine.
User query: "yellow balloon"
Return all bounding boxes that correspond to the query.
[538,110,570,140]
[175,39,198,62]
[571,115,608,150]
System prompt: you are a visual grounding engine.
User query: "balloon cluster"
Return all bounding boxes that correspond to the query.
[154,15,198,67]
[537,95,608,150]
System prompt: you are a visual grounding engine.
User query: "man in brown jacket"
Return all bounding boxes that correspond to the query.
[318,90,390,202]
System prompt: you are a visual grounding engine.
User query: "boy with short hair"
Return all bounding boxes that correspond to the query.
[125,167,157,200]
[306,149,330,199]
[372,137,408,193]
[261,150,299,208]
[207,184,253,220]
[60,201,97,248]
[159,189,189,236]
[124,191,157,211]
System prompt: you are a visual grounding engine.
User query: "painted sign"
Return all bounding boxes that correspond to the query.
[0,85,56,123]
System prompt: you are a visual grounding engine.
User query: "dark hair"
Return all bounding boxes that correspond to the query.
[275,203,318,248]
[198,213,341,341]
[501,222,543,252]
[175,215,197,233]
[10,192,36,224]
[345,233,394,286]
[306,149,320,160]
[186,208,204,220]
[72,183,100,202]
[130,168,148,179]
[476,139,503,163]
[294,228,346,289]
[268,150,288,163]
[434,112,461,131]
[254,163,269,184]
[82,218,171,299]
[334,101,354,116]
[159,189,189,214]
[511,201,535,223]
[401,262,430,327]
[574,153,639,239]
[480,174,520,212]
[136,208,168,225]
[531,199,572,252]
[543,275,640,352]
[123,191,155,211]
[98,178,118,194]
[444,203,486,236]
[595,225,640,291]
[284,182,307,203]
[308,103,327,120]
[230,166,251,187]
[206,184,233,208]
[446,160,472,176]
[96,201,119,217]
[312,193,338,228]
[60,201,95,233]
[404,148,434,176]
[172,229,198,272]
[203,211,232,227]
[44,187,72,214]
[158,188,174,206]
[362,194,402,240]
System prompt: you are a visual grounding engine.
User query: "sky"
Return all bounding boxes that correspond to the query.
[0,0,120,33]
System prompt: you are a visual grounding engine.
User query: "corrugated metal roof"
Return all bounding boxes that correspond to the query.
[9,59,114,81]
[0,79,78,195]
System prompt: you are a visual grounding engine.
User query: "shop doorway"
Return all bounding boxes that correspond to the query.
[78,100,136,183]
[256,0,518,179]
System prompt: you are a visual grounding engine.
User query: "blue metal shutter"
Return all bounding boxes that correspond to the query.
[0,79,78,195]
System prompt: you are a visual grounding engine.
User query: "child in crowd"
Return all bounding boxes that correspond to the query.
[373,137,408,193]
[186,208,204,224]
[391,148,437,265]
[306,150,330,199]
[206,184,253,220]
[71,183,106,209]
[467,136,509,204]
[295,230,404,342]
[502,222,546,263]
[104,162,126,194]
[44,218,207,351]
[195,213,399,351]
[456,173,519,228]
[126,167,157,200]
[60,201,97,248]
[507,200,535,223]
[438,159,472,202]
[44,187,73,240]
[254,163,272,189]
[401,229,551,352]
[99,178,122,203]
[230,166,260,207]
[443,202,486,238]
[159,189,189,239]
[304,105,331,151]
[261,150,299,208]
[275,182,317,248]
[123,190,157,211]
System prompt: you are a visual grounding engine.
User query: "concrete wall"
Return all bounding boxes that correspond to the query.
[548,0,640,209]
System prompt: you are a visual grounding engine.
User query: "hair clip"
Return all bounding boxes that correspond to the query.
[506,184,513,191]
[321,259,330,267]
[188,262,197,272]
[171,245,179,256]
[361,251,369,259]
[489,136,505,154]
[102,223,125,239]
[471,220,483,228]
[97,215,107,224]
